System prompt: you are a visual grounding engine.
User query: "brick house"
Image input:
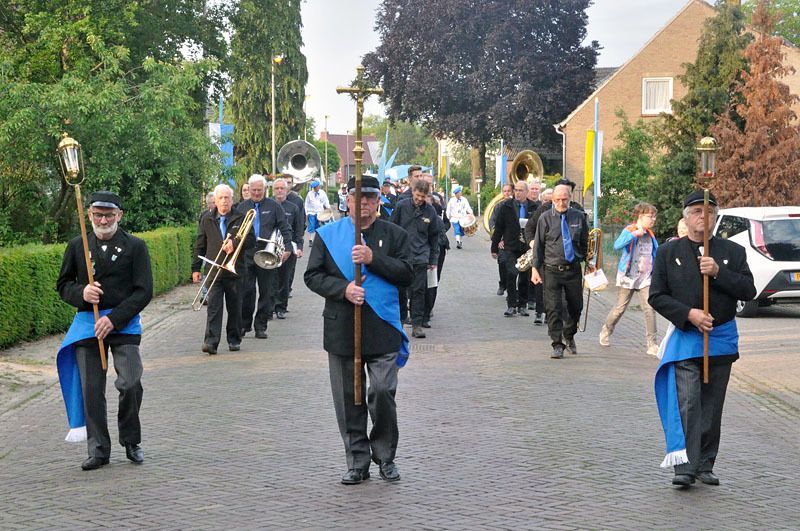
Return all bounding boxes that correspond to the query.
[555,0,800,200]
[319,131,378,187]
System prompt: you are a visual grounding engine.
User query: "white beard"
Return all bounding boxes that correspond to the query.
[92,220,118,239]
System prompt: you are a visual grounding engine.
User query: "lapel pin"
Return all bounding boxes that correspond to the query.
[675,258,682,266]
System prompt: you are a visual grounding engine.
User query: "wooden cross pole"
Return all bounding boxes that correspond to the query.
[336,65,383,406]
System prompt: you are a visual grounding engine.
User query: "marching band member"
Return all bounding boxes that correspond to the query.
[56,191,153,470]
[304,180,330,245]
[530,184,589,358]
[281,174,306,298]
[272,178,304,319]
[193,184,254,354]
[446,186,473,249]
[422,174,450,328]
[492,183,513,296]
[304,175,412,485]
[380,178,398,217]
[491,181,537,317]
[237,175,291,339]
[391,178,440,338]
[650,191,755,488]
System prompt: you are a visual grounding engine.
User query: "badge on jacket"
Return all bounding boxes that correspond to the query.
[422,217,430,224]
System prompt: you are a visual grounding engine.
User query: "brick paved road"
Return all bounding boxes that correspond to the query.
[1,232,798,530]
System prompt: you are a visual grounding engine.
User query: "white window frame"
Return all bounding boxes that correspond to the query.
[641,77,673,115]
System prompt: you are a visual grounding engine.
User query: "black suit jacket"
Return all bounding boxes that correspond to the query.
[192,208,255,277]
[649,236,756,331]
[491,198,537,254]
[304,218,413,356]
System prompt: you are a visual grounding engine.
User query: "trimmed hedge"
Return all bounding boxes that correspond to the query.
[0,225,196,350]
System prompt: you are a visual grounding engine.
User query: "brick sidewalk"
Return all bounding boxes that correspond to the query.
[1,232,798,529]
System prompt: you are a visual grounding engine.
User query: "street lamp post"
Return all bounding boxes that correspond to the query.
[324,114,329,187]
[271,54,284,175]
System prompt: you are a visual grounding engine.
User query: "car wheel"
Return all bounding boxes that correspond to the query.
[736,300,759,318]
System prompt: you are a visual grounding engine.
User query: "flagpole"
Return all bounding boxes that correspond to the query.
[592,98,600,229]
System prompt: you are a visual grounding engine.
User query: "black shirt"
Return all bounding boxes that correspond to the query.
[531,206,589,269]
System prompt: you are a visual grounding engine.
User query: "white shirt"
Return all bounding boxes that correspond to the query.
[447,196,473,221]
[304,189,330,215]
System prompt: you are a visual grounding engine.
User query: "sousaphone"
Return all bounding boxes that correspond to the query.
[483,149,545,236]
[277,139,322,190]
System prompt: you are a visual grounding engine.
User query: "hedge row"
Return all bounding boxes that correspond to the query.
[0,225,196,350]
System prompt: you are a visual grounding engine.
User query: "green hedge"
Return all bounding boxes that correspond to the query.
[0,225,196,350]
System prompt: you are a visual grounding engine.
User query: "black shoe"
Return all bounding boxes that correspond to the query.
[551,345,565,359]
[497,287,505,296]
[527,302,536,310]
[276,311,286,319]
[240,328,250,337]
[412,325,426,338]
[672,474,695,487]
[125,444,144,464]
[504,307,516,317]
[341,468,370,485]
[697,471,719,485]
[229,343,241,352]
[565,338,577,355]
[201,343,217,355]
[517,307,530,317]
[422,321,431,328]
[379,462,401,482]
[255,330,268,339]
[456,241,462,249]
[534,313,544,325]
[81,456,109,471]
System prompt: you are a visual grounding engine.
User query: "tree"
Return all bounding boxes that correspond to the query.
[709,0,800,206]
[648,0,750,238]
[364,0,598,191]
[310,139,341,182]
[743,0,800,45]
[599,110,658,222]
[362,115,438,167]
[0,0,220,245]
[228,0,307,175]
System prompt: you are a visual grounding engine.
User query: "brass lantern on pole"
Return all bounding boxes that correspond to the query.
[57,133,85,185]
[696,136,718,178]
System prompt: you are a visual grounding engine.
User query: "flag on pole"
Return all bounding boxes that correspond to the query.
[583,130,595,195]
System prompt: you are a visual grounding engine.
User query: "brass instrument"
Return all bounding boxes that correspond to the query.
[276,139,322,189]
[516,240,535,272]
[254,229,286,270]
[483,149,544,236]
[579,227,604,332]
[192,209,257,311]
[482,192,506,236]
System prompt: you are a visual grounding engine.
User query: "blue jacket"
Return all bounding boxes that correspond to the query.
[614,224,658,276]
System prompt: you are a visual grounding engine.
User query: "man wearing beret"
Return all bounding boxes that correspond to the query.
[305,175,413,485]
[649,190,756,488]
[56,191,153,470]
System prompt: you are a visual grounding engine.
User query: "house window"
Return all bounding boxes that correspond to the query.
[642,77,673,115]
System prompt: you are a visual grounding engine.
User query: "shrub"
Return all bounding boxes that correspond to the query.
[0,225,195,350]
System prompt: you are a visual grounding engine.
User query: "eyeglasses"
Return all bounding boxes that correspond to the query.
[91,212,118,221]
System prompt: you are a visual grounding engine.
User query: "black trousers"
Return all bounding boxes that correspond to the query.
[542,266,583,347]
[424,245,446,322]
[328,351,399,471]
[275,253,296,313]
[75,343,143,458]
[532,282,544,313]
[497,254,506,290]
[501,249,528,308]
[241,257,275,332]
[674,359,732,476]
[408,264,428,326]
[205,275,242,347]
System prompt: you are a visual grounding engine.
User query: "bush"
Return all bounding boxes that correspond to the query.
[0,225,195,350]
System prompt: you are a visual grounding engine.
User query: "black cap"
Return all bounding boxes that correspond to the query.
[683,190,718,208]
[89,191,122,209]
[347,175,381,193]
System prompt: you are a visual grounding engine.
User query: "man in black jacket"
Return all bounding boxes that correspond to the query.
[649,190,755,488]
[305,175,413,485]
[272,177,303,318]
[193,184,255,354]
[422,173,450,328]
[237,174,292,338]
[390,178,440,338]
[57,191,153,470]
[491,181,538,317]
[531,184,589,358]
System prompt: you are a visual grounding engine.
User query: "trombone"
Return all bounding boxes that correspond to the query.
[579,228,604,332]
[192,209,256,311]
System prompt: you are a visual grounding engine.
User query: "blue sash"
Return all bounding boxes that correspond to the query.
[316,217,410,367]
[654,319,738,467]
[380,195,394,217]
[57,310,142,442]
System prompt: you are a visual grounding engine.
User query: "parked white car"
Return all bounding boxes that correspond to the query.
[713,206,800,317]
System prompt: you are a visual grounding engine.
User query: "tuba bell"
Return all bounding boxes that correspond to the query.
[508,149,544,186]
[276,139,322,190]
[254,229,286,270]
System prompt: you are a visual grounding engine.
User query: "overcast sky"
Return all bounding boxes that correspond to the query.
[301,0,710,135]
